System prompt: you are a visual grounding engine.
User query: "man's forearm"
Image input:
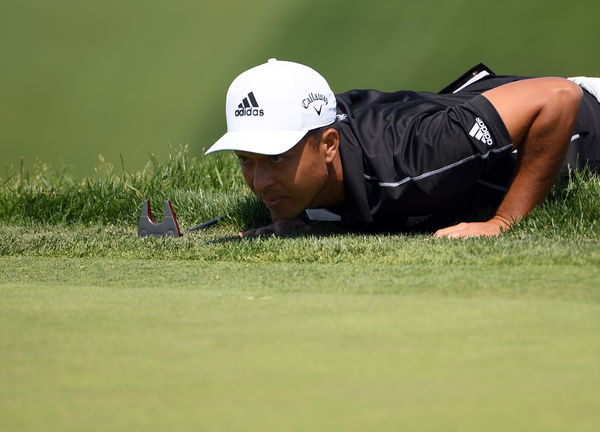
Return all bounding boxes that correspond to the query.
[493,149,566,229]
[492,84,582,227]
[435,78,583,238]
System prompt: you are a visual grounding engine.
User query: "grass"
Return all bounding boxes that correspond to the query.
[2,256,600,431]
[1,224,600,267]
[4,1,600,429]
[1,152,600,431]
[0,147,268,229]
[3,146,600,235]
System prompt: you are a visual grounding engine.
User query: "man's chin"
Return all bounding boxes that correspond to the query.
[269,206,304,221]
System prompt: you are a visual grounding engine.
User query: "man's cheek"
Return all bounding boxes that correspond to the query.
[241,172,255,192]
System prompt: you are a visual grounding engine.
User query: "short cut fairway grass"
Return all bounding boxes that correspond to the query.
[2,256,600,432]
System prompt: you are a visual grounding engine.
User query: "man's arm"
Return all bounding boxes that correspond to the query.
[434,78,583,239]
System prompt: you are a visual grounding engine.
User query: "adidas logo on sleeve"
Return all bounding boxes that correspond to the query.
[469,117,494,146]
[234,92,264,117]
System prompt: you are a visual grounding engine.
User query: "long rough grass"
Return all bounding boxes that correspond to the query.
[1,148,599,237]
[518,169,600,237]
[1,147,268,229]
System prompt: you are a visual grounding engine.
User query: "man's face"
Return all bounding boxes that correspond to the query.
[235,137,329,220]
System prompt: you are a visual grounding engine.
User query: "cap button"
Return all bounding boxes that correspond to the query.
[267,58,278,63]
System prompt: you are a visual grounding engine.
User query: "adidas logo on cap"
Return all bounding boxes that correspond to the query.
[469,117,493,146]
[234,91,264,117]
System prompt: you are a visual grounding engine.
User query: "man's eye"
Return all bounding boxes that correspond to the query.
[270,155,284,163]
[237,155,250,164]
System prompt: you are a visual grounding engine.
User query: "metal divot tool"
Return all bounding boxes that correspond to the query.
[138,200,183,237]
[138,199,228,237]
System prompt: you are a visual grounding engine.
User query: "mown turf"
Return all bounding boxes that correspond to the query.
[1,224,600,268]
[2,256,600,431]
[2,214,600,431]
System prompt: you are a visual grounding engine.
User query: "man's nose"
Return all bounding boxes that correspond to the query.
[252,163,275,193]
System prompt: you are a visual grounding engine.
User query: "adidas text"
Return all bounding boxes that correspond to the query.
[469,117,493,146]
[235,91,264,117]
[235,108,264,117]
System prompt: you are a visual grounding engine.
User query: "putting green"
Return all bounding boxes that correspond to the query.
[2,257,599,431]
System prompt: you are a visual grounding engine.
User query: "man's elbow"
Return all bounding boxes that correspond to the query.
[531,78,583,138]
[546,78,583,113]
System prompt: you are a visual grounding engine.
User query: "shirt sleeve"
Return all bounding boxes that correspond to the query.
[395,95,514,198]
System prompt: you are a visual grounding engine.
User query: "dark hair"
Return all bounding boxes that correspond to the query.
[302,121,337,148]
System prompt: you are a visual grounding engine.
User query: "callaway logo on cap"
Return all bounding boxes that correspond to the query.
[205,58,337,156]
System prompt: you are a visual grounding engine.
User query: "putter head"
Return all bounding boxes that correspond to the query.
[138,199,183,237]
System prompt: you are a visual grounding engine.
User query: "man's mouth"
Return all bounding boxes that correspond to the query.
[261,196,284,208]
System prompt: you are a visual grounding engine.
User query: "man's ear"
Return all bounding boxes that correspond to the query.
[321,128,340,163]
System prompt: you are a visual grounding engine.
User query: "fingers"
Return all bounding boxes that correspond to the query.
[239,225,275,238]
[273,219,308,234]
[239,218,308,238]
[433,223,471,239]
[433,221,503,239]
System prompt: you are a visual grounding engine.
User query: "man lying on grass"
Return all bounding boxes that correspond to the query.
[205,59,600,238]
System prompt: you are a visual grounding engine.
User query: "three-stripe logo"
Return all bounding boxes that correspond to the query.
[234,92,264,117]
[238,92,259,109]
[469,117,494,146]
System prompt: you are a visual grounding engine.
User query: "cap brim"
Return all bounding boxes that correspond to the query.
[205,130,309,156]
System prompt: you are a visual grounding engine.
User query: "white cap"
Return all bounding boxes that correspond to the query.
[205,58,337,155]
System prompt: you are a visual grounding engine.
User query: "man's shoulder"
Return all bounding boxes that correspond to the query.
[334,88,421,108]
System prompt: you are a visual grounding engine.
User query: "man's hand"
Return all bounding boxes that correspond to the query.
[433,216,511,239]
[239,217,308,238]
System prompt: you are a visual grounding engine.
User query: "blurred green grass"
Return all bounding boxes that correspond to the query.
[2,0,600,176]
[2,257,600,431]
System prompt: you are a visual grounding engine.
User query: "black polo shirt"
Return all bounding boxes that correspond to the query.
[306,66,600,231]
[334,73,517,230]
